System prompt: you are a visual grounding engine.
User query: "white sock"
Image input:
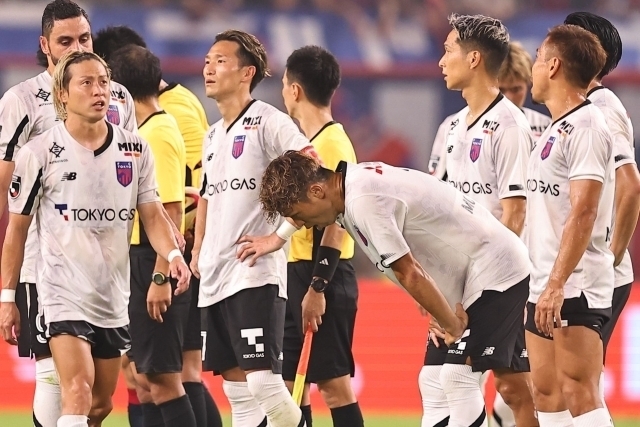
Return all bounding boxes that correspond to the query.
[418,366,450,427]
[222,380,267,427]
[598,371,612,424]
[537,410,574,427]
[34,357,61,427]
[573,408,613,427]
[246,370,304,427]
[439,364,487,427]
[492,391,516,427]
[56,415,88,427]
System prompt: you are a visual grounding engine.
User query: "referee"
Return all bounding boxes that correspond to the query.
[281,45,363,427]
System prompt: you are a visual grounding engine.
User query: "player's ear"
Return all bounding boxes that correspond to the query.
[243,65,256,83]
[291,82,301,102]
[467,50,481,70]
[548,57,560,79]
[40,35,50,56]
[308,183,325,199]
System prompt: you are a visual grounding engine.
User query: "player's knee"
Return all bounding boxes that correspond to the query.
[559,377,598,411]
[89,397,113,424]
[64,378,92,412]
[439,364,482,397]
[494,375,527,407]
[316,377,356,408]
[418,365,443,400]
[246,370,280,400]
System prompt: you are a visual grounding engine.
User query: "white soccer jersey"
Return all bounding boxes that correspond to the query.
[337,161,530,309]
[198,100,312,307]
[445,94,532,219]
[523,107,551,139]
[525,101,615,308]
[0,70,136,283]
[428,113,457,180]
[588,86,636,288]
[8,123,158,328]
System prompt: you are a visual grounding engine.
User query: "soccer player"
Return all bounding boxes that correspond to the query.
[526,25,615,427]
[1,50,191,427]
[436,14,536,426]
[280,45,363,427]
[0,2,136,426]
[258,150,531,427]
[191,30,318,427]
[564,11,640,415]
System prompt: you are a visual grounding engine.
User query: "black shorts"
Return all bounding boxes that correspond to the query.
[183,277,203,352]
[602,283,632,360]
[202,285,285,375]
[128,245,192,374]
[16,282,51,358]
[525,293,612,341]
[48,321,130,359]
[282,260,358,383]
[425,277,530,373]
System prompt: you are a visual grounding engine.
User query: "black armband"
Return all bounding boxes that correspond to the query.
[312,246,342,283]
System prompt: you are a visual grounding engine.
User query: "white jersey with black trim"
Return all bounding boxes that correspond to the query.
[337,161,530,309]
[445,94,532,219]
[0,70,136,284]
[523,107,551,139]
[524,101,615,308]
[198,100,313,307]
[8,123,158,328]
[588,86,636,288]
[428,113,457,180]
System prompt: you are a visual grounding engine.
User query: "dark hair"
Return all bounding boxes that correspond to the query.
[545,24,607,89]
[564,12,622,79]
[109,45,161,101]
[93,26,147,62]
[37,0,91,67]
[260,150,332,224]
[448,13,510,76]
[214,30,271,92]
[285,45,340,107]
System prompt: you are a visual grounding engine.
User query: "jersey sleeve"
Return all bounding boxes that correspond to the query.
[600,106,636,169]
[493,125,530,199]
[199,128,213,197]
[263,112,312,159]
[146,126,184,204]
[8,146,43,216]
[347,194,411,266]
[429,118,449,178]
[564,128,611,182]
[122,88,138,134]
[136,139,160,205]
[0,91,33,161]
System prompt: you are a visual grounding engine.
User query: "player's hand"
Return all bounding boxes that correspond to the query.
[147,282,172,323]
[0,302,20,345]
[535,284,564,337]
[302,288,326,333]
[444,303,468,346]
[236,233,286,266]
[429,316,445,348]
[190,247,201,279]
[170,257,191,296]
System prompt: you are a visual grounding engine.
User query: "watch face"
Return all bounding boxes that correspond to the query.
[153,273,166,284]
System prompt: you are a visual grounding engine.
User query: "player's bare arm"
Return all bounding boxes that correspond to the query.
[160,203,186,253]
[499,196,526,236]
[610,163,640,266]
[137,201,191,294]
[236,217,302,266]
[189,196,207,278]
[535,179,603,337]
[390,252,468,345]
[0,213,33,345]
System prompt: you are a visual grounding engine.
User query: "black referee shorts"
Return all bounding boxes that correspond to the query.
[16,282,51,358]
[282,260,358,383]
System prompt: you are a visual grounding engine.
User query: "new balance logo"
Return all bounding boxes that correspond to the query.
[482,347,495,356]
[61,172,77,181]
[278,352,284,361]
[319,258,329,265]
[520,349,528,358]
[241,328,265,358]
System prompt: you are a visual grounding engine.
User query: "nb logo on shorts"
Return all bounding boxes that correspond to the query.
[482,347,495,356]
[241,328,265,358]
[520,349,528,358]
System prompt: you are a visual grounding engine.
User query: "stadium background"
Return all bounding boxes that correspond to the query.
[1,0,640,425]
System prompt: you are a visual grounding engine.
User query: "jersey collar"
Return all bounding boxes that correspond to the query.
[94,122,114,157]
[226,99,257,133]
[310,121,337,142]
[139,110,167,129]
[467,92,504,130]
[586,85,606,98]
[551,100,592,126]
[159,82,178,96]
[336,160,348,196]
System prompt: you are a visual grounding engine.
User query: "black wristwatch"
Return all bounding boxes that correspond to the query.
[151,272,169,285]
[310,277,329,293]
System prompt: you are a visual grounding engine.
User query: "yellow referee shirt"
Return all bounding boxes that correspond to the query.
[288,122,357,262]
[158,83,208,188]
[131,111,186,245]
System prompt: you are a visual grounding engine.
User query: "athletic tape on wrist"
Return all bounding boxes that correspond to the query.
[0,289,16,303]
[312,246,341,282]
[167,248,183,263]
[276,220,299,241]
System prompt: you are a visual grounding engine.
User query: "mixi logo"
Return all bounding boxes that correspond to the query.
[55,203,69,221]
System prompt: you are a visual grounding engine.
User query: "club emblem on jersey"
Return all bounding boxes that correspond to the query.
[49,141,65,158]
[232,135,246,159]
[10,175,21,199]
[106,105,120,125]
[469,138,482,162]
[116,161,133,187]
[541,136,556,160]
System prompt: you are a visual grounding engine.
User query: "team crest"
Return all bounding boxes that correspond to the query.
[116,161,133,187]
[106,105,120,125]
[541,136,556,160]
[10,175,21,199]
[469,138,482,162]
[232,135,245,159]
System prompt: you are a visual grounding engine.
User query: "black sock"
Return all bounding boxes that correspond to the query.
[141,402,164,427]
[301,405,312,427]
[128,403,145,427]
[202,382,223,427]
[158,394,197,427]
[330,402,364,427]
[183,382,207,427]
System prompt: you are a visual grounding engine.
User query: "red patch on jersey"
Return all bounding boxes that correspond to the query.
[541,136,556,160]
[106,105,120,125]
[116,161,133,187]
[470,138,482,162]
[232,135,245,159]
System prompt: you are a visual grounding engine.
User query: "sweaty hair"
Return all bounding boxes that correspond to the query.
[285,45,341,107]
[37,0,91,67]
[260,150,332,224]
[498,42,533,83]
[544,24,607,89]
[448,13,510,76]
[53,51,110,120]
[109,45,160,101]
[93,26,147,62]
[564,12,622,79]
[214,30,271,92]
